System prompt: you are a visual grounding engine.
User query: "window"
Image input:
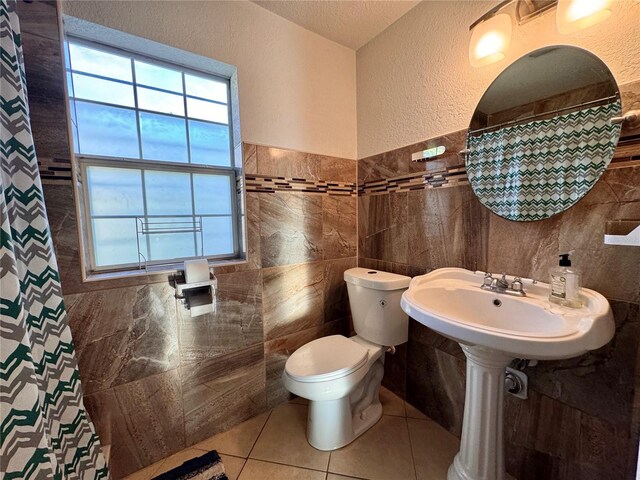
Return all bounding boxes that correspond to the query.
[65,39,240,272]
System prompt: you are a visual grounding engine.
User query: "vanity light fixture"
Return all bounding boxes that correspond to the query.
[556,0,613,34]
[469,0,616,68]
[469,12,513,68]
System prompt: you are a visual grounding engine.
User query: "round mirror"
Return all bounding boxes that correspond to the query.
[466,46,622,222]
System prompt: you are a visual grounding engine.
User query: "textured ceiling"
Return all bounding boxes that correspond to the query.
[251,1,421,50]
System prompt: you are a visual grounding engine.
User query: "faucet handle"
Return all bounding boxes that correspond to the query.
[483,272,493,286]
[511,277,523,291]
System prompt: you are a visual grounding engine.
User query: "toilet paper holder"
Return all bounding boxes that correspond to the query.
[174,274,218,316]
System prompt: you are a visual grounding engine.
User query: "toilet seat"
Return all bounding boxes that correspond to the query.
[285,335,368,383]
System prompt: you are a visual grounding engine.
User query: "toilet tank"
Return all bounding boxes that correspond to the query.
[344,268,411,346]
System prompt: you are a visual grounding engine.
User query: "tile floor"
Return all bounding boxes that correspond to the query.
[124,387,460,480]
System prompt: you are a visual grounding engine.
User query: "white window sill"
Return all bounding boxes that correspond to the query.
[83,257,248,283]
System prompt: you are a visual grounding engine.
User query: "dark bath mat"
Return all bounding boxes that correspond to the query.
[152,450,228,480]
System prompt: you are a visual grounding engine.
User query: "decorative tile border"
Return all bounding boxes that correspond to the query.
[245,174,356,196]
[358,165,469,196]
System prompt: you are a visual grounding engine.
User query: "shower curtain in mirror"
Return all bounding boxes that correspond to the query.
[466,101,622,221]
[0,1,108,478]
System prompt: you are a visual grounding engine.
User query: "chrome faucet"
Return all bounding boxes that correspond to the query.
[481,272,526,297]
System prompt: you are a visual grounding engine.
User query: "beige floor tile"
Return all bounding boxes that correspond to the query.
[380,387,406,417]
[194,411,271,457]
[238,459,325,480]
[327,474,366,480]
[152,447,206,476]
[405,402,427,420]
[220,454,246,480]
[329,415,416,480]
[407,418,459,480]
[123,460,164,480]
[249,403,330,471]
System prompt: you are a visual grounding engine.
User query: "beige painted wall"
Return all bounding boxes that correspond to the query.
[62,0,357,159]
[356,0,640,158]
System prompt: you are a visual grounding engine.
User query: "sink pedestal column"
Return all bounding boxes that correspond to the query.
[448,345,513,480]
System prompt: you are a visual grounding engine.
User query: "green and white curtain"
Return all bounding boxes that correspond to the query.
[466,101,622,221]
[0,1,107,478]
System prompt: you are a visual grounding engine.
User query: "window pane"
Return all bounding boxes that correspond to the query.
[137,87,185,116]
[69,101,79,154]
[69,43,132,82]
[193,174,231,215]
[139,112,188,162]
[189,120,231,166]
[66,72,74,97]
[185,74,227,103]
[75,101,139,158]
[198,216,234,256]
[147,218,196,260]
[144,170,192,215]
[92,217,144,267]
[86,166,144,216]
[72,73,135,107]
[134,60,183,93]
[187,97,228,124]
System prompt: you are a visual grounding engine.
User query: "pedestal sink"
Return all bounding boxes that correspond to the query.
[400,268,614,480]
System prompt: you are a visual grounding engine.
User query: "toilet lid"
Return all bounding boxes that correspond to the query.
[285,335,369,383]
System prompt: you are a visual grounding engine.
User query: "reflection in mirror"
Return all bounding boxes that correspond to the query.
[466,46,622,222]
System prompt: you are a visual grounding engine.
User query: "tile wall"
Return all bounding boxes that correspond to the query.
[19,3,356,478]
[357,81,640,479]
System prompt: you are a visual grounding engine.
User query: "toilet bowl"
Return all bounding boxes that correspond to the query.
[282,268,411,451]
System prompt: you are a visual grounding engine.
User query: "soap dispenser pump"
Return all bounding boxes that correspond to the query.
[549,252,583,308]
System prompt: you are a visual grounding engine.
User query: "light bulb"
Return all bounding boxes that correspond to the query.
[556,0,613,34]
[469,14,512,68]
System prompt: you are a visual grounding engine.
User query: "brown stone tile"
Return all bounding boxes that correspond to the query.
[533,394,581,459]
[264,319,348,409]
[178,269,263,363]
[406,338,465,437]
[579,413,627,476]
[321,157,356,183]
[84,369,185,479]
[323,194,357,259]
[193,411,270,458]
[66,283,179,394]
[381,342,407,399]
[259,192,323,267]
[181,344,267,446]
[262,262,324,341]
[407,184,488,272]
[527,301,639,428]
[323,257,357,323]
[256,145,321,180]
[242,143,257,175]
[358,191,408,264]
[357,129,466,184]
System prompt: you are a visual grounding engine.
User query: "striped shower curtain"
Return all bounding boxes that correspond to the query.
[0,1,108,478]
[466,101,622,221]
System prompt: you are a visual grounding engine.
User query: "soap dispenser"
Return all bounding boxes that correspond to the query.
[549,253,583,308]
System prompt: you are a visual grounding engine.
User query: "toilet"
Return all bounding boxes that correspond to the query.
[282,267,411,451]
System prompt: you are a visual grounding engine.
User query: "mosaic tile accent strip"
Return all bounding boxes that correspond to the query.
[245,174,356,196]
[359,165,469,196]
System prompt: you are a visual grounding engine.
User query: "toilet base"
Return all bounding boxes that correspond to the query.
[306,358,385,451]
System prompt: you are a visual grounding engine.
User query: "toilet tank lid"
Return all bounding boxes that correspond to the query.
[344,268,411,291]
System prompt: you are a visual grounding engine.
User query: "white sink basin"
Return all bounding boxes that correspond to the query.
[401,267,614,360]
[401,267,615,480]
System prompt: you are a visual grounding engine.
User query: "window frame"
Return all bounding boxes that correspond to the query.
[65,35,243,274]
